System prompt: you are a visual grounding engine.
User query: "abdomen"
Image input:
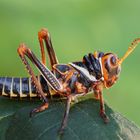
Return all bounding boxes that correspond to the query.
[0,75,51,98]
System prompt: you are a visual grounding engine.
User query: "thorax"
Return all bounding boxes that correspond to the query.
[52,62,102,96]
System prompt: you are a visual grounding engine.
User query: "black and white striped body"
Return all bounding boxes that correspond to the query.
[0,53,104,98]
[0,75,50,98]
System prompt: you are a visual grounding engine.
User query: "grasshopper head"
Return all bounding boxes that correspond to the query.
[101,38,140,88]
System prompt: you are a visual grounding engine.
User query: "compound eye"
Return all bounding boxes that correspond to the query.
[110,56,117,66]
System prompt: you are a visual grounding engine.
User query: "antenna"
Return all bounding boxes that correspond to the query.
[118,38,140,65]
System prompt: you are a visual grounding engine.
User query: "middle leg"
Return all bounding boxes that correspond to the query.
[59,94,77,134]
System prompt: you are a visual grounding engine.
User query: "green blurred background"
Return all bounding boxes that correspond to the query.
[0,0,140,126]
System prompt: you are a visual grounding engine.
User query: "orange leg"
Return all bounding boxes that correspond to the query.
[99,90,109,123]
[38,28,59,69]
[17,44,49,116]
[93,90,100,100]
[30,103,49,117]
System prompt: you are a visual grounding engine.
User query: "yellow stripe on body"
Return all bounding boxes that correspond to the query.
[10,77,18,97]
[19,78,27,98]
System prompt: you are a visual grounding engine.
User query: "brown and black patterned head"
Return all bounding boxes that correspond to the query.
[101,53,121,88]
[101,38,140,88]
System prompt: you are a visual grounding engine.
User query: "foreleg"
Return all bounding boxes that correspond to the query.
[99,90,109,123]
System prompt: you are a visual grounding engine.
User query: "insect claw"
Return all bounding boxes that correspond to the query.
[30,109,37,118]
[30,103,49,118]
[104,117,110,124]
[100,112,110,124]
[58,128,65,136]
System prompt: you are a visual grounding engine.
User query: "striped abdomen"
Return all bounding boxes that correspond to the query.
[0,75,51,98]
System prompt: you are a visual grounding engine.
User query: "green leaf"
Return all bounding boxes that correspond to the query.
[0,97,39,140]
[0,97,140,140]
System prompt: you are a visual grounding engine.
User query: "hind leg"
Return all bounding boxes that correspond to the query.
[38,28,59,69]
[18,44,49,116]
[30,102,49,117]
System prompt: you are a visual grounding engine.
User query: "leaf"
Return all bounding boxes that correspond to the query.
[0,97,40,140]
[0,97,140,140]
